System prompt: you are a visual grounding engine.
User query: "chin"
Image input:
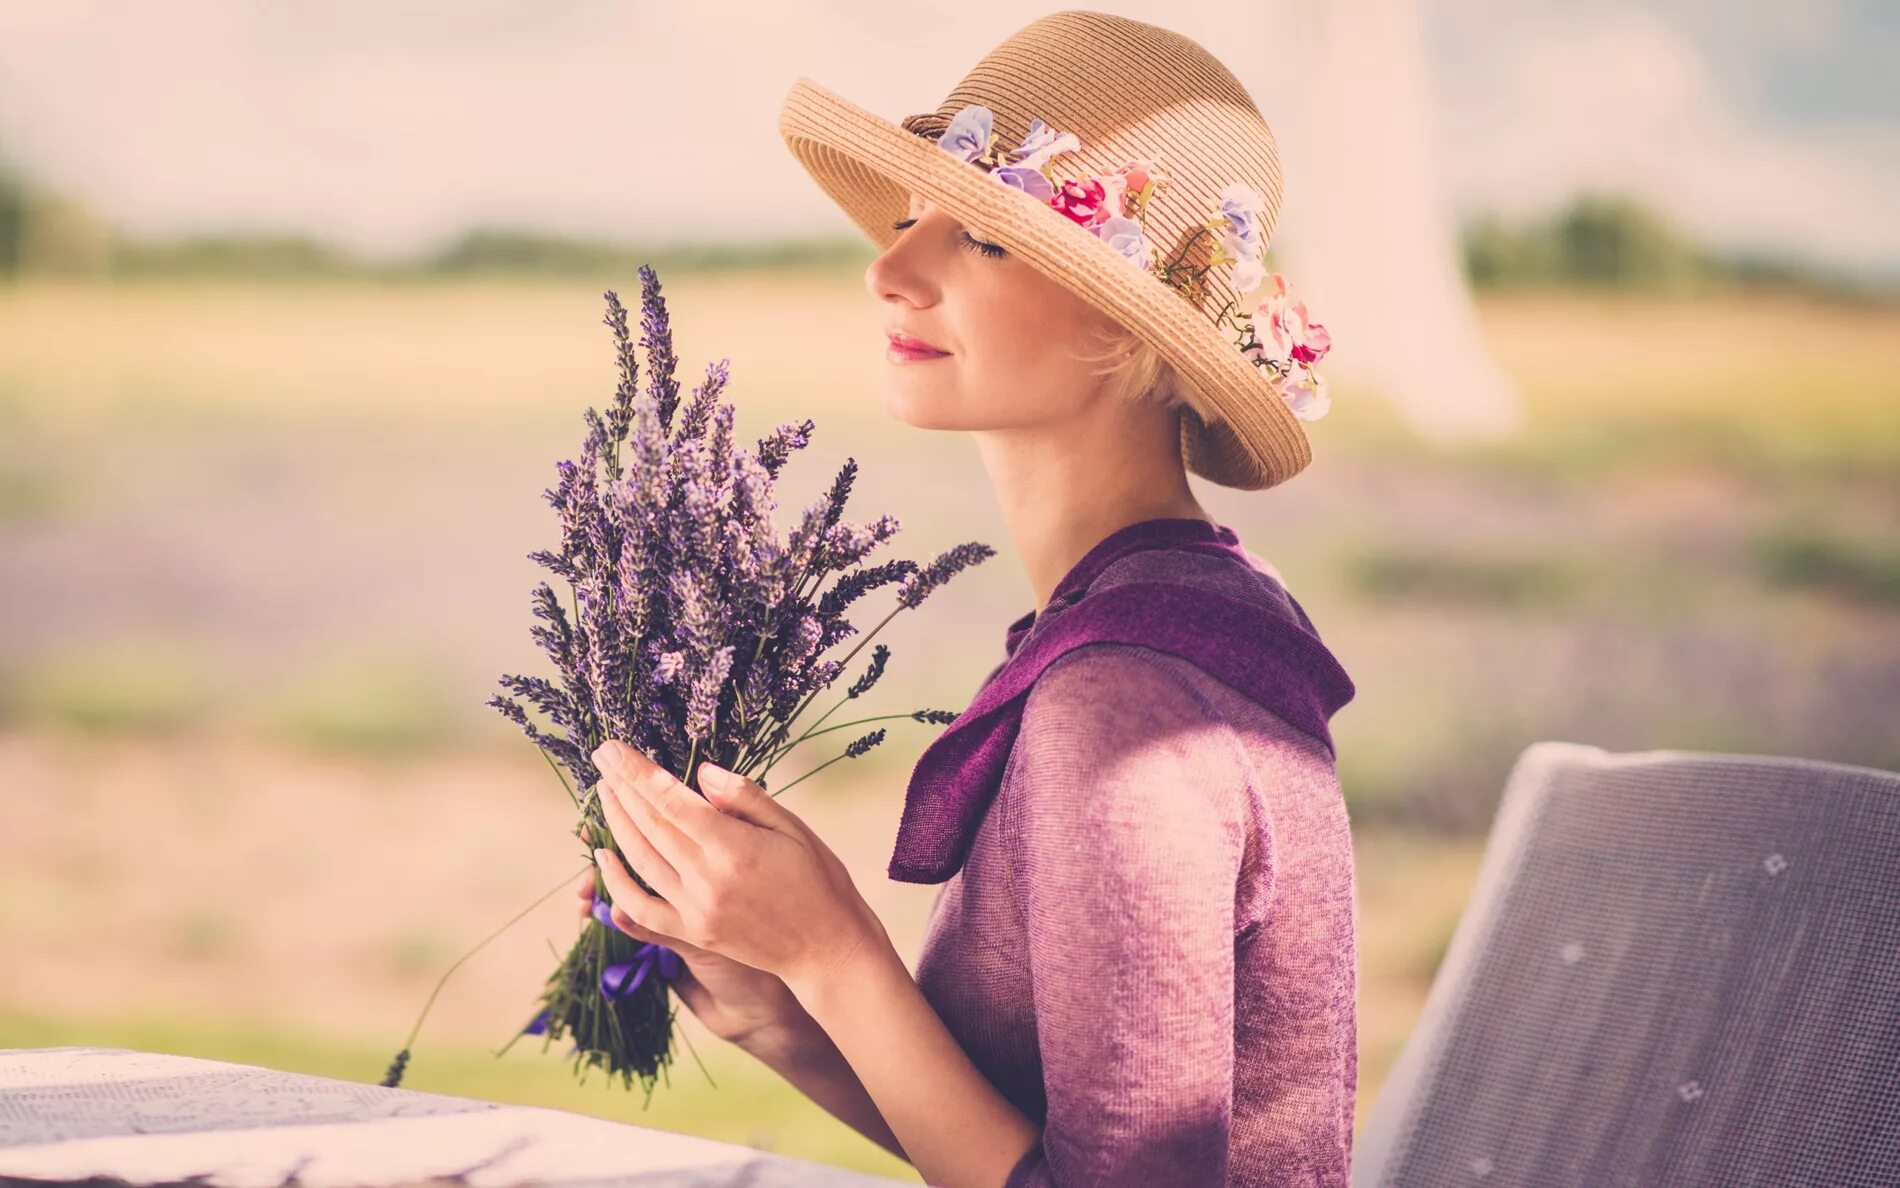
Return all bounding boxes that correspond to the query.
[880,378,964,430]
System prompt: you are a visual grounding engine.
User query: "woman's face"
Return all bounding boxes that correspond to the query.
[864,191,1126,431]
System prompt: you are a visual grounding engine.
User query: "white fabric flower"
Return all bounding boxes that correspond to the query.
[1279,369,1330,421]
[1009,117,1081,169]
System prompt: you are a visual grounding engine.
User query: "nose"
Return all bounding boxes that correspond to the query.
[864,210,944,312]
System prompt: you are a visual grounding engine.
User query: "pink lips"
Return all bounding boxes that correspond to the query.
[886,329,950,361]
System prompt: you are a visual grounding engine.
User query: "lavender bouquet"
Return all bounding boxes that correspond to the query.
[380,265,990,1097]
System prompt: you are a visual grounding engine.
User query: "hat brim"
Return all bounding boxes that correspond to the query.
[778,75,1312,491]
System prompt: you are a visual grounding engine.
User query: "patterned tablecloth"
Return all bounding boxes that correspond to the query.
[0,1047,917,1187]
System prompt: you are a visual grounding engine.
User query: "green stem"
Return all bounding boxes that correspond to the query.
[393,862,592,1063]
[771,686,853,756]
[763,745,861,799]
[674,1010,716,1090]
[737,595,907,775]
[1159,224,1213,277]
[537,745,581,812]
[566,583,603,757]
[754,711,918,779]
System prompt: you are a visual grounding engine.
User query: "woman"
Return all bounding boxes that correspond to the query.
[579,10,1357,1186]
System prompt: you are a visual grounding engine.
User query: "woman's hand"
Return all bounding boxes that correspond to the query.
[570,870,808,1052]
[587,738,892,1001]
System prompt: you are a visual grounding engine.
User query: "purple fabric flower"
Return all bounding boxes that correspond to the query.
[939,104,994,162]
[1092,215,1154,270]
[1217,181,1269,258]
[991,165,1057,203]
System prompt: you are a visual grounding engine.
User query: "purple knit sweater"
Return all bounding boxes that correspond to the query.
[908,521,1358,1186]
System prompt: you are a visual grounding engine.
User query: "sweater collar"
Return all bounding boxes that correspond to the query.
[1004,516,1242,659]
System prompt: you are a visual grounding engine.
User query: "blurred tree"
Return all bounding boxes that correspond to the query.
[17,191,111,278]
[0,149,110,279]
[423,225,868,277]
[110,232,360,278]
[1463,210,1556,288]
[0,157,22,276]
[1461,193,1731,295]
[1553,192,1712,292]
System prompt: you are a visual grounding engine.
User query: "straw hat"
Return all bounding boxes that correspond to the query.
[778,8,1327,491]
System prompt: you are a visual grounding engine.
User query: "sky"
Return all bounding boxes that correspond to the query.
[0,0,1894,279]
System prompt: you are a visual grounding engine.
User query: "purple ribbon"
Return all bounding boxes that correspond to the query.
[521,894,685,1036]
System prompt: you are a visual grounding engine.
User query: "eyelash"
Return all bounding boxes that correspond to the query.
[891,217,1006,259]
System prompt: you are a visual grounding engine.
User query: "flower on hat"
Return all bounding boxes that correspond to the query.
[1113,158,1166,199]
[1090,172,1129,224]
[1052,177,1110,227]
[1215,182,1269,256]
[1093,215,1154,270]
[1279,369,1330,421]
[922,103,1332,422]
[1011,117,1081,170]
[1206,182,1270,295]
[991,165,1056,203]
[940,105,995,164]
[1258,275,1331,367]
[1239,272,1332,421]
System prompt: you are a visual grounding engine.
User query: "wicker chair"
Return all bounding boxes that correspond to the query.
[1351,740,1900,1188]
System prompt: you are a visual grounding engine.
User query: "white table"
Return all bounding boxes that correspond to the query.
[0,1047,918,1186]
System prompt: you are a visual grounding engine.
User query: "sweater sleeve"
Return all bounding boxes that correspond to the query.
[997,643,1255,1188]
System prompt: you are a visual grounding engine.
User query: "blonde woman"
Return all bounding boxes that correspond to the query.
[583,10,1355,1185]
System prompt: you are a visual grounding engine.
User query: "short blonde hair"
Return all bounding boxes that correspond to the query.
[1074,319,1193,414]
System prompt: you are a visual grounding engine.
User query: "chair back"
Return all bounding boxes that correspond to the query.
[1351,741,1900,1187]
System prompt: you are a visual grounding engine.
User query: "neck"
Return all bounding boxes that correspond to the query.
[973,401,1214,616]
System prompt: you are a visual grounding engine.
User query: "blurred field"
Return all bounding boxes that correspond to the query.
[2,272,1896,1176]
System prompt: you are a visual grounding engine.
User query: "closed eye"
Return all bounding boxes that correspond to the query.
[891,217,1006,259]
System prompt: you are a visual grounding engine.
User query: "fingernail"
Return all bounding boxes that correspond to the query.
[593,847,610,866]
[699,761,729,787]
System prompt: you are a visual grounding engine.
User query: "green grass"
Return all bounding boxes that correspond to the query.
[244,644,476,755]
[1340,543,1588,609]
[0,634,226,735]
[0,633,505,754]
[1327,291,1900,487]
[1751,520,1900,607]
[0,460,78,526]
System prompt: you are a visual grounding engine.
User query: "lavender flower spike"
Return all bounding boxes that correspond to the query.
[897,542,998,609]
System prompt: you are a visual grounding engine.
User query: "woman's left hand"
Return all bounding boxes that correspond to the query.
[588,738,890,998]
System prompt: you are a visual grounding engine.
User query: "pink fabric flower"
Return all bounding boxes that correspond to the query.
[1113,158,1166,197]
[1292,318,1331,366]
[1254,273,1330,367]
[1051,177,1108,227]
[1091,173,1129,223]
